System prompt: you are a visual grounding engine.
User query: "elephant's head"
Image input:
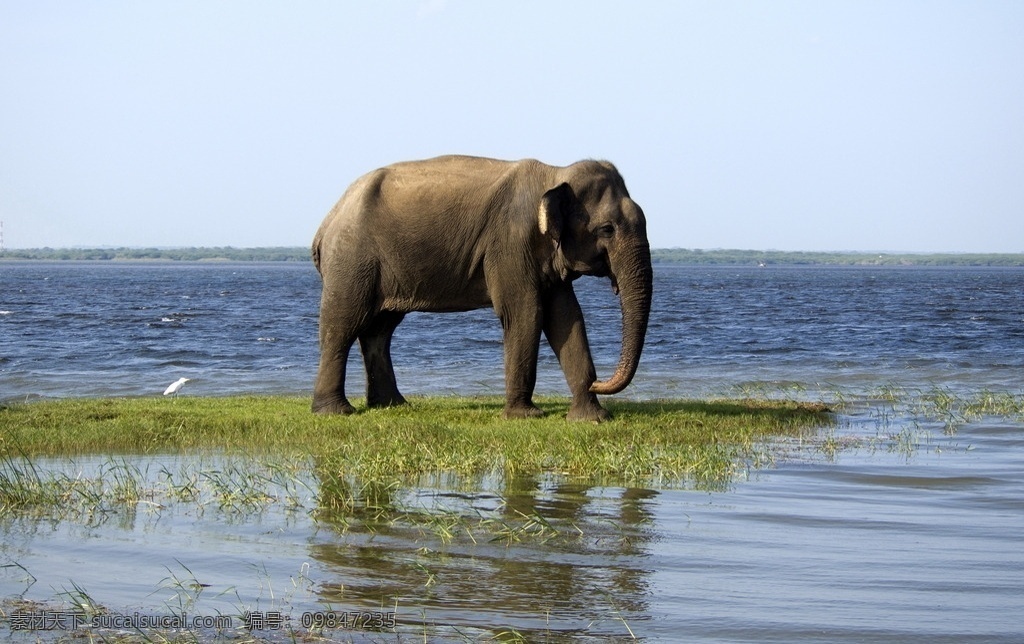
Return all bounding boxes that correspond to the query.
[539,160,653,395]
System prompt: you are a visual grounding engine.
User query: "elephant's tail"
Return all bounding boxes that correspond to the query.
[311,234,322,275]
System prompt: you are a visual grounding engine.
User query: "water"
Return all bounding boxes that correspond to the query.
[3,262,1022,400]
[2,262,1023,641]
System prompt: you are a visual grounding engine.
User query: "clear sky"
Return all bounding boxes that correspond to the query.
[2,1,1022,252]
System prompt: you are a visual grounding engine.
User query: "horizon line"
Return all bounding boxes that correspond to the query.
[3,245,1023,256]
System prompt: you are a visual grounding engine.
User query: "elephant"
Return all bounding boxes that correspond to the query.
[311,155,652,422]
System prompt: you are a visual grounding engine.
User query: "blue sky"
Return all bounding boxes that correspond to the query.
[2,1,1022,252]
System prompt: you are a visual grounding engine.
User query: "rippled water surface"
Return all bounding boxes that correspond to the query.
[3,262,1022,400]
[2,262,1023,641]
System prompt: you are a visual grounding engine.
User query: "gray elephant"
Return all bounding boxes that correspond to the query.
[311,155,652,421]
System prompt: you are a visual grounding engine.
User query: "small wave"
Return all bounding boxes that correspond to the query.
[157,360,204,368]
[0,310,11,315]
[257,337,278,342]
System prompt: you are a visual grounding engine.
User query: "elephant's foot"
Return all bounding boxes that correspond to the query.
[567,397,612,423]
[367,391,408,408]
[312,396,357,415]
[502,402,545,420]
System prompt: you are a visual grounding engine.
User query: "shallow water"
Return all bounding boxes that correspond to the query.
[2,263,1024,640]
[651,422,1024,642]
[3,414,1022,642]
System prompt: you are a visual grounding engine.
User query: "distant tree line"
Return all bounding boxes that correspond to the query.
[652,248,1024,267]
[0,246,310,262]
[2,246,1023,266]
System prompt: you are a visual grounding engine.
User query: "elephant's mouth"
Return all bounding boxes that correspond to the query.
[583,254,612,282]
[585,260,618,294]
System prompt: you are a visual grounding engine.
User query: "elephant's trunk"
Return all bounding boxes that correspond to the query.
[590,241,653,395]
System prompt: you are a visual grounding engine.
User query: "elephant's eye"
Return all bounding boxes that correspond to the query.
[594,223,615,238]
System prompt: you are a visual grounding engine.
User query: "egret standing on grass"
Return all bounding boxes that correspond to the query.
[163,377,190,398]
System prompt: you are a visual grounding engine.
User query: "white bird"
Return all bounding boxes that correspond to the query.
[163,377,190,397]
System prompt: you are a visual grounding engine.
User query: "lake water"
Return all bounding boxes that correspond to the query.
[3,262,1022,401]
[2,262,1023,641]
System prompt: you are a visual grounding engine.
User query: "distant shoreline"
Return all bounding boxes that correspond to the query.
[2,247,1023,266]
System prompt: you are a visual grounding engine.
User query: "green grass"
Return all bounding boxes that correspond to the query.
[5,390,1019,641]
[0,395,830,484]
[0,394,834,526]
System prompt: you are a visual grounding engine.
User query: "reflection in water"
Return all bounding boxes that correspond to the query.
[3,419,1024,642]
[311,472,658,639]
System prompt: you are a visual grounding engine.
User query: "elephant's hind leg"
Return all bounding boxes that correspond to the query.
[359,311,408,408]
[313,277,374,415]
[312,326,357,415]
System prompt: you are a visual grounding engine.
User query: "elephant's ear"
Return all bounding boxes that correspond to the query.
[538,183,574,243]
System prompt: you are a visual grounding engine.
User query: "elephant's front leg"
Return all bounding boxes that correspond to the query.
[496,297,545,419]
[543,285,610,422]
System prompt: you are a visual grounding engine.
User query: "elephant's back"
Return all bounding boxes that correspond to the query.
[322,155,547,225]
[314,166,389,242]
[312,154,549,277]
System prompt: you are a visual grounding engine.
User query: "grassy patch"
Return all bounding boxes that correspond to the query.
[0,395,833,576]
[0,395,830,485]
